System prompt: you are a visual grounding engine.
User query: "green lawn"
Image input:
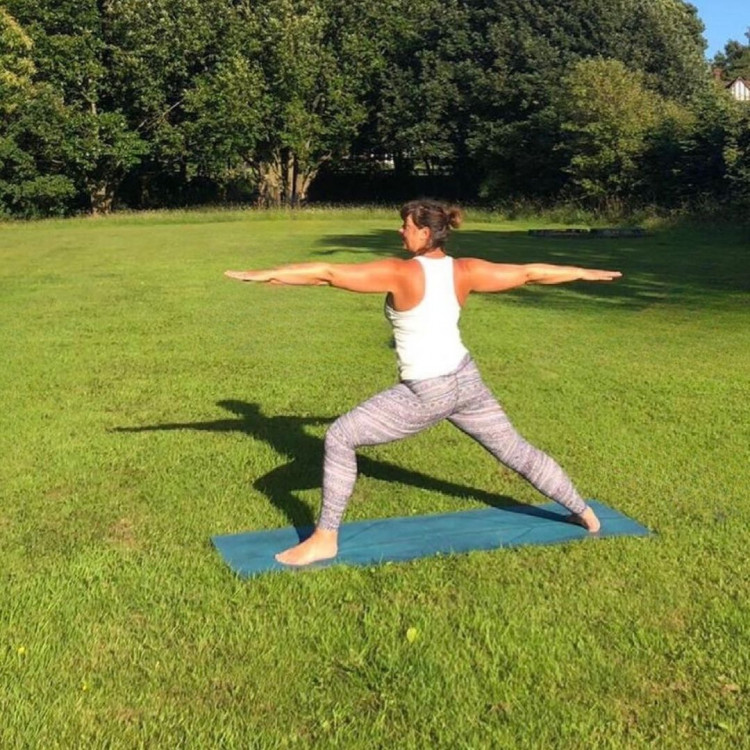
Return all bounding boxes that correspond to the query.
[1,208,748,748]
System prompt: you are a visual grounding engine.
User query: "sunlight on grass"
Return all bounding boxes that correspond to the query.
[0,208,748,747]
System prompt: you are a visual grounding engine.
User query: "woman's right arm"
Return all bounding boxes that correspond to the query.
[225,258,406,293]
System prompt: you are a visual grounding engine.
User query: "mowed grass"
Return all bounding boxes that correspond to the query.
[0,208,748,748]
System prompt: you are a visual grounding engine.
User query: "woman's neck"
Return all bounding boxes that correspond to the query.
[415,247,446,258]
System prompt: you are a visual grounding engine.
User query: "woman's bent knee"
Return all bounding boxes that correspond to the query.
[325,415,355,450]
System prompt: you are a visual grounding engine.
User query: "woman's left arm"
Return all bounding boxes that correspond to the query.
[460,258,621,292]
[225,263,332,286]
[523,263,622,284]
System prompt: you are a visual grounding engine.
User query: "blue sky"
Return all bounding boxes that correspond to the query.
[690,0,748,58]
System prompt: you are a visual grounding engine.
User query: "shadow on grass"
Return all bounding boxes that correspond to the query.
[113,400,560,533]
[313,223,749,310]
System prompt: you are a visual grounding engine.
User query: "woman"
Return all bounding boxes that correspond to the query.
[225,200,621,566]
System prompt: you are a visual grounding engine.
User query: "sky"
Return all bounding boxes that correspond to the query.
[690,0,748,58]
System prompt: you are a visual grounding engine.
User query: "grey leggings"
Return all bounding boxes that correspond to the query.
[318,356,588,530]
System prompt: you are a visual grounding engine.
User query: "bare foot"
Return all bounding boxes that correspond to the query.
[566,506,601,533]
[275,528,338,566]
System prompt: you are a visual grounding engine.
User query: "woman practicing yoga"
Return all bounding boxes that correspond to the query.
[225,199,621,566]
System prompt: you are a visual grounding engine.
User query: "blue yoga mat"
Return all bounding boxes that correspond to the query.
[211,500,650,577]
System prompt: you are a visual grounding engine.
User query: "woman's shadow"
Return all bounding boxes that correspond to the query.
[113,400,561,533]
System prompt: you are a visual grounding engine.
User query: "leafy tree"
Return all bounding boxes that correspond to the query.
[725,105,750,208]
[250,0,370,205]
[181,53,268,201]
[555,58,667,204]
[640,85,750,210]
[369,0,475,176]
[639,102,696,208]
[712,31,750,81]
[102,0,242,205]
[105,0,368,207]
[3,0,147,213]
[0,6,35,115]
[617,0,707,98]
[0,8,77,217]
[679,88,748,204]
[0,0,736,215]
[454,0,708,203]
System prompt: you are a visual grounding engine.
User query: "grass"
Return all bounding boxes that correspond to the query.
[0,208,748,748]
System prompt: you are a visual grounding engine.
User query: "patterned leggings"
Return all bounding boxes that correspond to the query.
[318,356,588,530]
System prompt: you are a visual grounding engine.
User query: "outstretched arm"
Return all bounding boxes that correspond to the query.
[225,263,332,286]
[460,258,621,293]
[225,258,404,293]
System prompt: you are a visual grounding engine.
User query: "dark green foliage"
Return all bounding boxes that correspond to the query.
[2,0,149,214]
[1,0,748,216]
[0,87,77,218]
[455,0,709,205]
[725,107,750,208]
[0,8,73,216]
[638,87,750,211]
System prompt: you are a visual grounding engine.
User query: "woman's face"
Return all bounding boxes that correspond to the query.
[399,214,431,254]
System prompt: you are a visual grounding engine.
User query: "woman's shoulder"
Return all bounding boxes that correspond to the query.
[455,257,502,273]
[453,257,483,275]
[453,257,495,299]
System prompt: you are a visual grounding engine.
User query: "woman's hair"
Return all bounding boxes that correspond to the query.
[400,199,463,249]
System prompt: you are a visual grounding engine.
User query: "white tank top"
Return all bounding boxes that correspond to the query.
[384,255,468,380]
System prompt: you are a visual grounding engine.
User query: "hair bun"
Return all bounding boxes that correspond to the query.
[445,206,463,229]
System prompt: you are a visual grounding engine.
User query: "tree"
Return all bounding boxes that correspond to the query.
[678,88,748,204]
[712,31,750,81]
[369,0,475,176]
[102,0,244,206]
[639,84,750,210]
[555,58,667,205]
[639,102,696,208]
[3,0,147,213]
[106,0,369,207]
[451,0,709,203]
[0,0,731,215]
[181,53,268,201]
[249,0,370,206]
[0,8,77,217]
[0,6,35,115]
[725,105,750,209]
[616,0,707,98]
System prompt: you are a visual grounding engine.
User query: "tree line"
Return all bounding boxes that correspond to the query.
[1,0,749,218]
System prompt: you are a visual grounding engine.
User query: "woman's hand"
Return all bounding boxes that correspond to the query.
[577,268,622,282]
[224,270,270,282]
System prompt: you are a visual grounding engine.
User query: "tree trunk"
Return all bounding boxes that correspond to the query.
[294,163,317,205]
[90,180,114,215]
[257,154,284,206]
[287,150,296,206]
[257,151,319,206]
